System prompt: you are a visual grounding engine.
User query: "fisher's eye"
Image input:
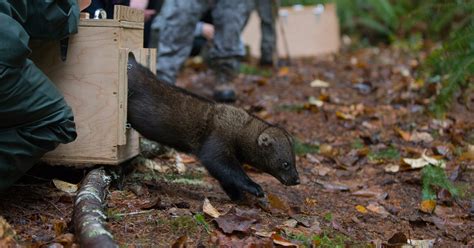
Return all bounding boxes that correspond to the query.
[282,162,290,170]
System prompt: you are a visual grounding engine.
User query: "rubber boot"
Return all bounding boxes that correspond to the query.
[213,71,237,103]
[209,58,238,103]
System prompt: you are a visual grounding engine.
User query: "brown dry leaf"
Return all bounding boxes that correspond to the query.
[336,111,355,120]
[0,216,17,247]
[355,205,368,214]
[255,230,275,238]
[214,210,258,234]
[171,235,187,248]
[178,153,197,164]
[366,202,390,218]
[139,197,163,210]
[53,220,67,236]
[459,144,474,161]
[267,193,290,212]
[420,200,436,214]
[394,127,411,141]
[315,179,350,192]
[278,67,290,76]
[304,198,317,207]
[52,179,78,193]
[387,232,407,245]
[310,79,330,88]
[410,131,434,143]
[282,219,298,228]
[319,144,334,157]
[271,233,298,247]
[55,233,75,246]
[352,187,387,199]
[202,198,221,218]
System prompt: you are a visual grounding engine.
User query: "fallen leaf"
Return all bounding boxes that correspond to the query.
[308,96,324,107]
[55,233,75,246]
[282,219,298,228]
[319,144,333,157]
[410,131,434,143]
[402,150,446,169]
[366,202,390,218]
[419,199,436,214]
[0,217,17,247]
[214,209,258,234]
[459,144,474,161]
[310,79,330,88]
[352,187,387,199]
[355,205,368,214]
[315,180,350,191]
[202,198,221,218]
[404,239,435,248]
[52,179,78,193]
[267,193,290,212]
[384,164,400,173]
[278,67,290,76]
[171,235,187,248]
[387,232,407,245]
[394,127,411,141]
[53,220,67,236]
[336,111,355,120]
[255,231,275,238]
[271,233,297,247]
[139,197,164,210]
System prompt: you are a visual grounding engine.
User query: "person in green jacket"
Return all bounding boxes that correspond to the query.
[0,0,80,190]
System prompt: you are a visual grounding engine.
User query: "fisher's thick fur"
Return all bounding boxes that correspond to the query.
[127,54,299,201]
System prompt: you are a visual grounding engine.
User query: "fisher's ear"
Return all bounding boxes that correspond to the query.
[258,133,274,147]
[128,52,137,63]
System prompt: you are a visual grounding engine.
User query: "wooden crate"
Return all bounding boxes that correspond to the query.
[30,6,155,166]
[242,4,340,58]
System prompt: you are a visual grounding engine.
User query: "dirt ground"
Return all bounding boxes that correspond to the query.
[0,46,473,247]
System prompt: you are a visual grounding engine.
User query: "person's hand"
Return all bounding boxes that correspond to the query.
[202,23,215,40]
[144,9,156,21]
[129,0,148,10]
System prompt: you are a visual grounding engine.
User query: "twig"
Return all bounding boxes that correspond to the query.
[115,210,154,217]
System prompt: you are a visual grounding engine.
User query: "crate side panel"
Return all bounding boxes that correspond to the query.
[30,26,122,162]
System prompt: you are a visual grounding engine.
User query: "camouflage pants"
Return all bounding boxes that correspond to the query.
[248,0,278,63]
[151,0,253,84]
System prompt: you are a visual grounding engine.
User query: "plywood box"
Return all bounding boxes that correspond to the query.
[242,4,340,58]
[30,6,155,166]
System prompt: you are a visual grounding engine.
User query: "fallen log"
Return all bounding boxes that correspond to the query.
[73,167,117,248]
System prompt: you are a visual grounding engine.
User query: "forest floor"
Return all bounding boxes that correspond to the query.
[0,45,473,247]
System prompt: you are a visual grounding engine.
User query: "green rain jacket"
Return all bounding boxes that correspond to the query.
[0,0,79,190]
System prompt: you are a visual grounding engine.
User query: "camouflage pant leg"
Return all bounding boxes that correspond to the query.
[206,0,253,79]
[256,0,278,63]
[152,0,209,84]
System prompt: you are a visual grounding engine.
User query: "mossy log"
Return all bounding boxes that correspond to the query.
[73,168,117,248]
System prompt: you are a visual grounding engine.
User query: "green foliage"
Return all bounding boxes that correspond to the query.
[239,63,272,77]
[294,139,320,155]
[170,216,198,233]
[421,164,460,200]
[351,138,365,149]
[368,147,400,162]
[323,212,333,222]
[193,213,211,234]
[284,231,350,248]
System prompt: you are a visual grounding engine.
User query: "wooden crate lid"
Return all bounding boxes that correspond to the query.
[79,5,144,29]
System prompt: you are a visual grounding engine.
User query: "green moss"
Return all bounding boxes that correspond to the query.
[368,147,400,162]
